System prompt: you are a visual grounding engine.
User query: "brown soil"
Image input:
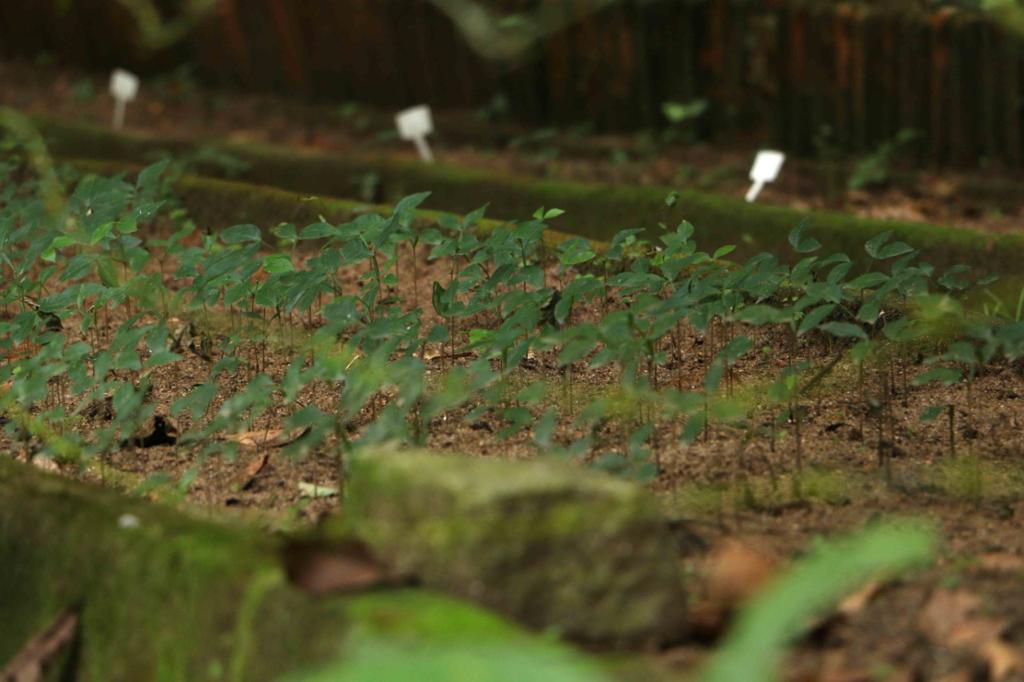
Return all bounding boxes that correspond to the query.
[3,60,1024,236]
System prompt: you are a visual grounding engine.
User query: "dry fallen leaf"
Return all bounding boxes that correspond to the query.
[976,553,1024,573]
[224,426,309,450]
[30,457,60,474]
[805,580,891,652]
[688,538,777,638]
[224,430,277,449]
[0,609,78,682]
[919,589,986,644]
[704,538,777,606]
[984,640,1024,681]
[283,540,391,596]
[423,348,473,363]
[836,580,886,618]
[238,452,270,491]
[918,589,1024,681]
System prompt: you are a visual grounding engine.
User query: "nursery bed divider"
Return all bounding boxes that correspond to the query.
[67,159,581,252]
[0,454,640,681]
[36,115,1024,275]
[94,160,1024,312]
[0,456,350,680]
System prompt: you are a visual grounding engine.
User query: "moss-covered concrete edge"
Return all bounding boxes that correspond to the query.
[35,115,1024,274]
[332,449,687,646]
[0,458,608,681]
[69,159,1024,314]
[0,457,343,681]
[68,159,582,251]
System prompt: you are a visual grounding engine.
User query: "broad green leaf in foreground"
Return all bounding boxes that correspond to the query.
[291,637,609,682]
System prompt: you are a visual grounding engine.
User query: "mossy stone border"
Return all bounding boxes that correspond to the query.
[33,115,1024,275]
[0,458,609,681]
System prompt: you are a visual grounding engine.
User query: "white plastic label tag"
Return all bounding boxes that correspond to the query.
[110,69,139,102]
[746,150,785,202]
[109,68,140,131]
[395,105,435,162]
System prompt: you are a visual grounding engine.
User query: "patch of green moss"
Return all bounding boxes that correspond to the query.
[342,589,546,643]
[333,448,686,645]
[0,458,348,681]
[1,458,623,681]
[67,160,569,249]
[287,634,609,682]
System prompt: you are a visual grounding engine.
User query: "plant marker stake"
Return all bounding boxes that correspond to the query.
[745,150,785,203]
[395,105,435,163]
[109,68,140,131]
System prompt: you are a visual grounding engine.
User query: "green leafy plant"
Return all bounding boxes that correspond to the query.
[661,98,708,143]
[848,129,919,190]
[3,137,1023,498]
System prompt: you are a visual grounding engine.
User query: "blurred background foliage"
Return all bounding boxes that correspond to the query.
[4,0,1024,164]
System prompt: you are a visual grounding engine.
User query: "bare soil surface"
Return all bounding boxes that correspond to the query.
[3,59,1024,236]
